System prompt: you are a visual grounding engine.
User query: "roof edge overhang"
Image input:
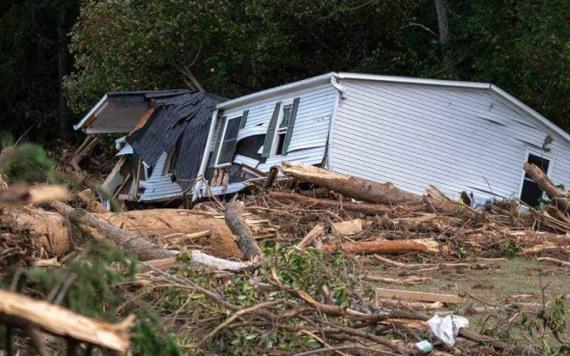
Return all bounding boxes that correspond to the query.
[335,72,491,90]
[216,72,336,111]
[74,94,108,131]
[488,84,570,143]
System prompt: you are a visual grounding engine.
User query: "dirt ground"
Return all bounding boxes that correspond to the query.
[364,256,570,343]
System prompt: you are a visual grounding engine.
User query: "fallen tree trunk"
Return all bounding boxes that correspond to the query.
[268,191,405,215]
[225,201,262,260]
[322,238,442,255]
[280,162,423,205]
[98,209,243,259]
[524,162,570,212]
[468,230,570,255]
[49,201,176,261]
[0,184,68,207]
[0,207,73,256]
[0,289,133,354]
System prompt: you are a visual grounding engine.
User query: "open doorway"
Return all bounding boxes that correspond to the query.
[520,153,551,206]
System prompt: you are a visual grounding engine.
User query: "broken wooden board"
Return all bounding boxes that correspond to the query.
[332,219,363,236]
[375,288,464,304]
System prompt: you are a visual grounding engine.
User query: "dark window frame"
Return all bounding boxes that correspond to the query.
[215,115,242,166]
[272,103,293,156]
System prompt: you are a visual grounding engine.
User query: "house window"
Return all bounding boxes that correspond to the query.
[216,116,241,165]
[520,153,550,206]
[273,104,293,156]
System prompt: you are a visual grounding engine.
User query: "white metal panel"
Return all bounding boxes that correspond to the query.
[139,152,183,201]
[330,80,570,202]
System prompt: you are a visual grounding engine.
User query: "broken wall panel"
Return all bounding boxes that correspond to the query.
[207,84,337,180]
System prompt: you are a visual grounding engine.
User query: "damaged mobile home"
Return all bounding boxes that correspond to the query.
[74,72,570,207]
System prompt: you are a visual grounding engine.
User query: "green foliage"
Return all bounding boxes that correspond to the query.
[0,143,55,183]
[152,243,365,354]
[539,296,567,340]
[1,241,182,354]
[501,240,524,257]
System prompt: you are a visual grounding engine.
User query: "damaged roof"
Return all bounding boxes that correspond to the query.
[125,91,224,190]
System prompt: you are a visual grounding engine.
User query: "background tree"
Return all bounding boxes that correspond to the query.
[1,0,570,140]
[0,0,79,142]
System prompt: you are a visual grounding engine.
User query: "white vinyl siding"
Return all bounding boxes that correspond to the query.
[330,80,570,201]
[218,84,337,171]
[139,152,183,201]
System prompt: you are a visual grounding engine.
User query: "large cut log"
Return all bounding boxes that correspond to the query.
[323,238,442,255]
[280,162,423,205]
[97,209,243,259]
[0,184,68,207]
[49,201,176,261]
[0,289,133,354]
[0,207,73,256]
[524,162,570,212]
[2,207,244,260]
[225,201,262,260]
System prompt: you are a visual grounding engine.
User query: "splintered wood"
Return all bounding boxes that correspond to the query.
[0,290,133,354]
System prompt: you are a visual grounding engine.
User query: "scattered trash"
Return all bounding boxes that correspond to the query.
[415,340,433,353]
[427,314,470,347]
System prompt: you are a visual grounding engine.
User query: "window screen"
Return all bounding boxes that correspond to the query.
[217,117,241,165]
[520,154,550,206]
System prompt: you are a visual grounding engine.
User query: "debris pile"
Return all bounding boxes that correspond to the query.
[1,160,569,354]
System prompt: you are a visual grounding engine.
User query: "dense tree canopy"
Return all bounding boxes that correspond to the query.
[1,0,569,140]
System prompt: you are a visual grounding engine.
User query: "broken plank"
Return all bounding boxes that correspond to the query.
[324,238,442,255]
[296,224,325,251]
[375,288,464,304]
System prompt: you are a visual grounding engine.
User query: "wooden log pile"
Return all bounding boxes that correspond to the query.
[2,161,570,354]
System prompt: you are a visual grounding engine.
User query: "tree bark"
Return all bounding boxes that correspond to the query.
[57,16,71,136]
[433,0,450,63]
[224,201,262,260]
[523,162,570,212]
[280,162,423,205]
[0,290,133,354]
[49,201,176,261]
[268,191,410,215]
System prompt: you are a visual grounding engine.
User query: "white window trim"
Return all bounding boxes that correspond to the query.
[517,149,554,204]
[214,115,242,167]
[271,100,294,157]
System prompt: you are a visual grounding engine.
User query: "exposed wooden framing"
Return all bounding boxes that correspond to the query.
[113,173,131,199]
[129,107,156,133]
[69,136,99,171]
[132,159,143,200]
[102,156,128,193]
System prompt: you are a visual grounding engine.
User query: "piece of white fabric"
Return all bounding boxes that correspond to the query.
[427,314,469,347]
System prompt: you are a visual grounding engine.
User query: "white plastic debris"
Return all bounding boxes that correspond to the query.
[414,340,433,353]
[427,314,469,347]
